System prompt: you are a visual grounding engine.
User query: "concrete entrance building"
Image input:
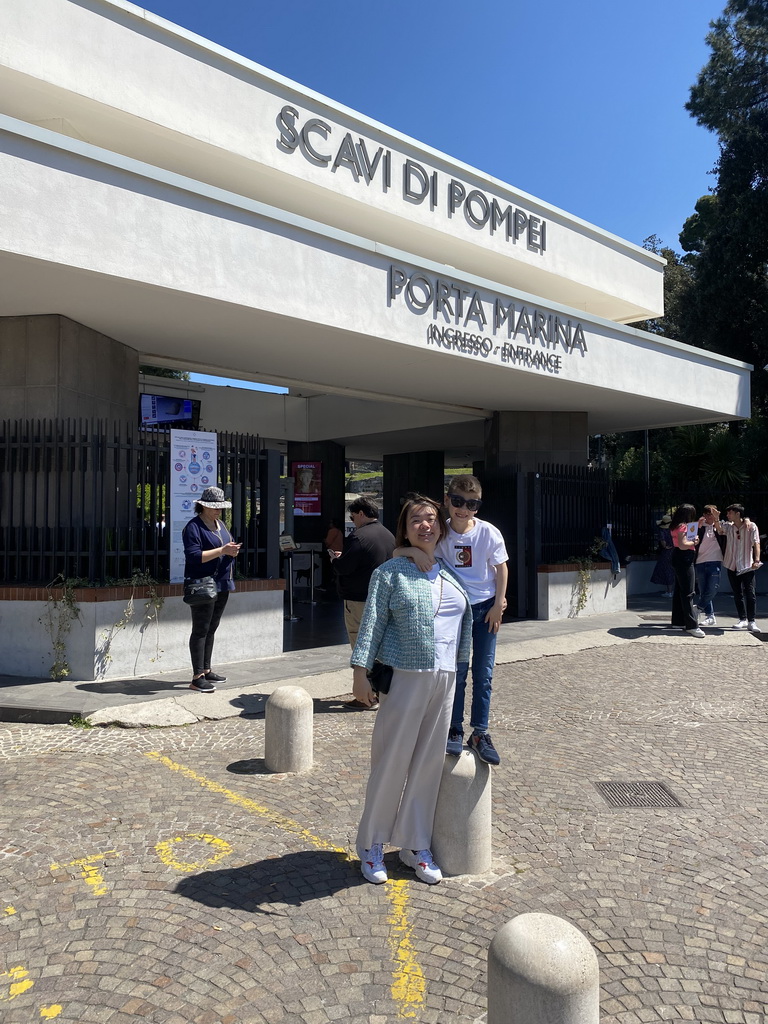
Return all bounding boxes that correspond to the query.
[0,0,755,673]
[0,0,750,465]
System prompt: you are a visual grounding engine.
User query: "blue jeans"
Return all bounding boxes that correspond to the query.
[695,561,721,617]
[452,597,497,734]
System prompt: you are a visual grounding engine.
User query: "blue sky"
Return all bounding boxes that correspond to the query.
[144,0,723,250]
[144,0,726,392]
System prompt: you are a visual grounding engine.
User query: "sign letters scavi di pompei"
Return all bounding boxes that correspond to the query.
[275,105,547,254]
[275,106,589,376]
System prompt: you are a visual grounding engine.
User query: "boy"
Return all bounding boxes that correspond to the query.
[394,475,508,764]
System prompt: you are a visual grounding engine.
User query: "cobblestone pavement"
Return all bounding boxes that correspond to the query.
[1,635,767,1024]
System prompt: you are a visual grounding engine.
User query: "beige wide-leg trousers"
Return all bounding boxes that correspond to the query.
[356,667,455,854]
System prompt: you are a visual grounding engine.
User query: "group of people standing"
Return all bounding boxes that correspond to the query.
[333,477,508,886]
[181,478,509,888]
[656,503,762,637]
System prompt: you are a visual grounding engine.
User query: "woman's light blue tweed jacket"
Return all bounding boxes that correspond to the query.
[351,557,472,671]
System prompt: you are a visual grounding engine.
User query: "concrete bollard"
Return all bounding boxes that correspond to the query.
[432,751,492,876]
[488,913,599,1024]
[264,685,313,773]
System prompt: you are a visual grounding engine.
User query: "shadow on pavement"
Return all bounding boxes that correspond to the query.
[76,678,188,695]
[175,850,360,912]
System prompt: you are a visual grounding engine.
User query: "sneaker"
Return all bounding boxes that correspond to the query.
[359,844,387,884]
[748,621,761,633]
[467,732,501,765]
[685,627,706,638]
[733,619,749,630]
[189,677,216,692]
[702,615,717,627]
[399,848,442,884]
[204,671,227,682]
[446,727,464,756]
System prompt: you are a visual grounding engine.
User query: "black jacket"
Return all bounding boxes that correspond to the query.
[332,519,395,601]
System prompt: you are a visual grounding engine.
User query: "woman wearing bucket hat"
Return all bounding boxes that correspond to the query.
[650,513,675,597]
[182,486,241,692]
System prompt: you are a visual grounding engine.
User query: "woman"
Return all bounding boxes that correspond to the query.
[718,503,761,632]
[182,486,241,692]
[650,513,674,597]
[323,518,344,554]
[351,496,472,885]
[695,504,725,626]
[669,504,705,638]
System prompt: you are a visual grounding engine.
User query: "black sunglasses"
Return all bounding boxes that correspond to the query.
[448,495,482,511]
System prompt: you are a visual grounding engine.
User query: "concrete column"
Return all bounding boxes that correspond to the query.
[0,314,138,422]
[485,411,589,473]
[487,913,600,1024]
[285,438,345,546]
[382,450,444,535]
[432,752,492,876]
[264,685,313,773]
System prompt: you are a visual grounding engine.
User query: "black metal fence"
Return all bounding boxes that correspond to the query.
[0,419,280,586]
[530,466,768,569]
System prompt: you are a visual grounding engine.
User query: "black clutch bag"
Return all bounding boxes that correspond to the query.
[183,576,217,605]
[367,661,394,695]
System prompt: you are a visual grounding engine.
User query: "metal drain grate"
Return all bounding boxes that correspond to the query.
[594,781,683,808]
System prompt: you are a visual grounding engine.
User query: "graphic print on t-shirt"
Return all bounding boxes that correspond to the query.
[453,544,472,568]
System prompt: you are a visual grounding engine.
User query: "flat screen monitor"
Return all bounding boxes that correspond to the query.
[139,394,200,429]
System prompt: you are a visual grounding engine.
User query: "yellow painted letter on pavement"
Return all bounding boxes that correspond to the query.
[0,965,34,1001]
[155,833,234,873]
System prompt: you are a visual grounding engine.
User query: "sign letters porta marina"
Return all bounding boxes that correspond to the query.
[388,265,588,377]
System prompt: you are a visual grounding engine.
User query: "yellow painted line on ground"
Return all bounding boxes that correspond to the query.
[145,752,426,1017]
[144,752,345,854]
[155,833,233,872]
[40,1005,63,1019]
[3,905,16,915]
[49,851,119,896]
[0,965,34,1001]
[386,879,426,1017]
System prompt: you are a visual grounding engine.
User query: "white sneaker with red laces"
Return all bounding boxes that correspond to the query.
[399,848,442,884]
[359,844,387,884]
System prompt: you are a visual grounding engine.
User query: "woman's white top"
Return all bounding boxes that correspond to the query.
[427,563,469,672]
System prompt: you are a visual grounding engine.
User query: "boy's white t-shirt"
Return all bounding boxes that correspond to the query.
[435,517,508,604]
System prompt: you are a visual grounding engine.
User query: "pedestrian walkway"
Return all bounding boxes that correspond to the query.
[0,595,766,1023]
[0,595,762,726]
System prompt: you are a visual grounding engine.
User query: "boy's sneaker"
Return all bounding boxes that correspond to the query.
[359,844,387,884]
[399,848,442,884]
[685,627,706,638]
[467,732,500,765]
[189,678,216,693]
[446,727,464,756]
[702,615,716,626]
[733,619,749,630]
[748,620,761,633]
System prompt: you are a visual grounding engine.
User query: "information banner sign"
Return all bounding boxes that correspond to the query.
[291,460,322,516]
[170,429,218,583]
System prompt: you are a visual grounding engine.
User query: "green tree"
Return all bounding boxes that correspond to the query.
[139,366,190,379]
[628,235,694,341]
[682,0,768,409]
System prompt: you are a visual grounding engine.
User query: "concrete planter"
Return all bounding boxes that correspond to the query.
[537,563,625,620]
[0,581,285,680]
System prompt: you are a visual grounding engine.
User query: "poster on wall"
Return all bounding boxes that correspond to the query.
[291,460,322,516]
[169,428,218,583]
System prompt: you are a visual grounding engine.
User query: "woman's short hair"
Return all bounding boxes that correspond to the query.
[395,496,447,548]
[193,502,205,515]
[725,503,745,517]
[670,504,697,529]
